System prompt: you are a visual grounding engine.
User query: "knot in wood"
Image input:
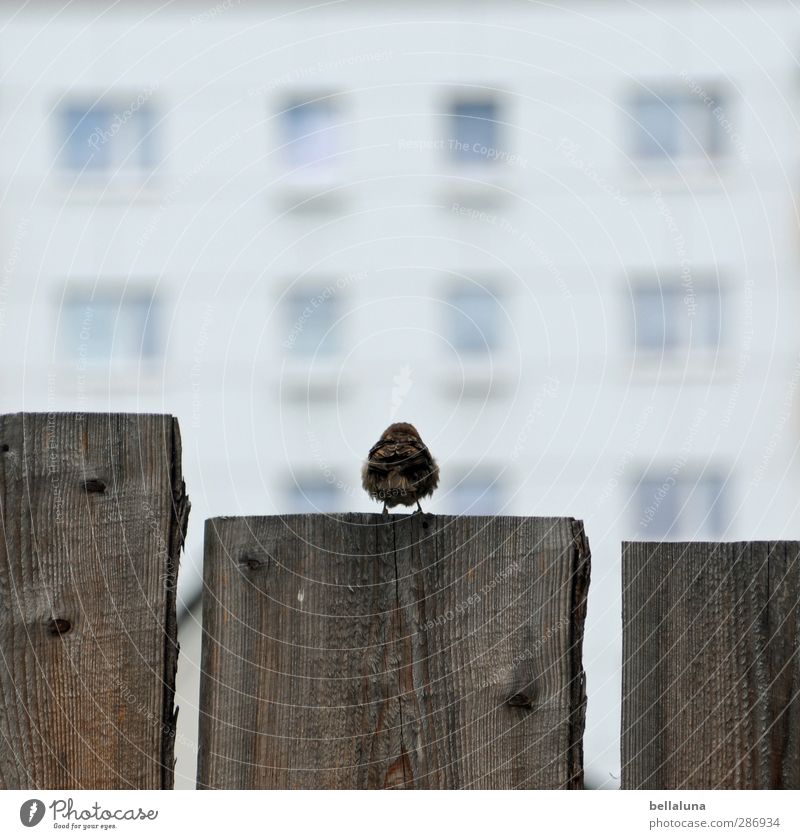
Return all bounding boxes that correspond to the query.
[48,618,72,636]
[507,692,534,709]
[239,553,266,571]
[83,478,106,493]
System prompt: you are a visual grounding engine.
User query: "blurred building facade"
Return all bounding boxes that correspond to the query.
[2,0,800,789]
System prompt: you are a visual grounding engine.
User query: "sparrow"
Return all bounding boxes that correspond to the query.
[361,422,439,514]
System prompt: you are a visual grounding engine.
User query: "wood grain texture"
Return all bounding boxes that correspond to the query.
[0,413,189,789]
[622,541,800,790]
[198,514,590,789]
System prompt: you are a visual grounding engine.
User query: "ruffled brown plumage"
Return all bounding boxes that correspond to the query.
[361,422,439,513]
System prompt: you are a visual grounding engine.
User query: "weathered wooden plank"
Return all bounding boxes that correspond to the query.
[198,514,400,789]
[621,541,800,789]
[0,413,189,789]
[197,514,590,789]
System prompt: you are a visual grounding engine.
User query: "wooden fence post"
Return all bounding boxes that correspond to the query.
[0,413,189,789]
[197,513,590,789]
[621,541,800,789]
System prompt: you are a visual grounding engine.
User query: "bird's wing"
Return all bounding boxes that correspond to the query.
[366,438,434,479]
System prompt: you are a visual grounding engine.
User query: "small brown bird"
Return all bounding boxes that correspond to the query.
[362,422,439,514]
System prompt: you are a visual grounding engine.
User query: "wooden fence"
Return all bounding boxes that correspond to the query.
[621,541,800,790]
[0,413,189,789]
[2,414,800,790]
[197,514,590,789]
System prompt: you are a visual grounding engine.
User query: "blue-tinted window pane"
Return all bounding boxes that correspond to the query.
[289,478,339,512]
[692,288,723,349]
[684,476,725,539]
[450,476,501,515]
[683,97,723,158]
[283,101,338,167]
[284,288,340,356]
[133,107,157,170]
[62,106,113,170]
[633,287,668,350]
[59,102,156,173]
[630,95,680,159]
[629,91,725,161]
[637,477,679,538]
[59,290,158,364]
[636,475,725,540]
[448,287,500,353]
[633,284,722,352]
[450,100,498,163]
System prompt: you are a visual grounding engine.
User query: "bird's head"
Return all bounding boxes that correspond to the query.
[380,421,420,439]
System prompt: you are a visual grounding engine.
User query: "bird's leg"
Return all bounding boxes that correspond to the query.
[382,502,388,520]
[416,500,423,514]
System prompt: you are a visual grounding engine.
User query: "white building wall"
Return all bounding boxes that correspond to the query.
[2,0,800,789]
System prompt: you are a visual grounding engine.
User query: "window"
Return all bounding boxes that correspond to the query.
[449,98,499,164]
[58,288,159,365]
[289,476,340,512]
[631,283,722,354]
[58,100,156,175]
[635,473,726,539]
[447,286,501,353]
[450,473,502,515]
[282,99,339,168]
[628,90,725,162]
[283,285,341,356]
